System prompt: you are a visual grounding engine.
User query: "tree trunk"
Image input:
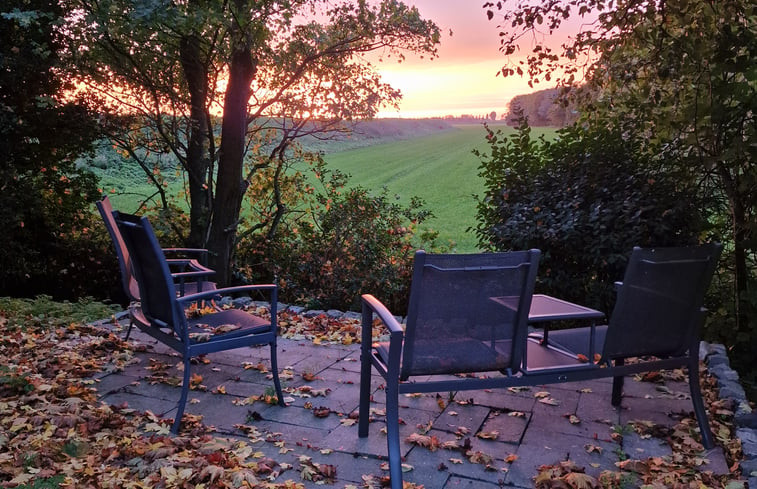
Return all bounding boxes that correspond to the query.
[179,32,212,248]
[731,192,750,334]
[718,162,751,338]
[207,2,257,286]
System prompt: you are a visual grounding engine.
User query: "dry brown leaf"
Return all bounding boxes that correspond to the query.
[405,432,440,451]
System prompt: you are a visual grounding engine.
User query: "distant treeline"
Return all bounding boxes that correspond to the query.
[506,88,579,127]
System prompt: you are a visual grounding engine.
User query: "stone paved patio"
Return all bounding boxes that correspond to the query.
[92,319,731,488]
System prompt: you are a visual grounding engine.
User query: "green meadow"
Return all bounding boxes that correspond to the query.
[319,123,556,252]
[97,122,558,252]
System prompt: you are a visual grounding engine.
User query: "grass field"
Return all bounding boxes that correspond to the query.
[320,123,557,252]
[97,122,557,252]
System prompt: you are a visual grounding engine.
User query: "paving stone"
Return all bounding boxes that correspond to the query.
[621,432,672,459]
[735,412,757,429]
[331,354,363,374]
[297,450,385,484]
[507,432,617,487]
[478,409,529,444]
[327,419,396,458]
[399,450,454,489]
[435,403,491,436]
[706,353,730,368]
[121,379,185,402]
[618,396,696,428]
[406,442,509,486]
[699,446,730,475]
[259,404,345,430]
[708,363,740,381]
[573,391,622,440]
[444,475,505,488]
[222,371,277,392]
[475,387,537,412]
[284,382,360,415]
[737,428,757,457]
[282,343,354,371]
[93,372,141,397]
[718,380,747,401]
[326,309,344,318]
[183,400,252,434]
[704,343,728,357]
[505,441,563,487]
[617,376,667,399]
[99,391,177,417]
[741,457,757,476]
[245,419,336,450]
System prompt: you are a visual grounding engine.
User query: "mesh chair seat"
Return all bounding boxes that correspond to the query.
[375,338,513,376]
[187,309,271,343]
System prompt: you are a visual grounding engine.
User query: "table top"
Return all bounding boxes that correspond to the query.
[490,294,605,322]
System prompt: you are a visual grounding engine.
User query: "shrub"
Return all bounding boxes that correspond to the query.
[474,115,706,312]
[0,0,116,300]
[237,162,442,312]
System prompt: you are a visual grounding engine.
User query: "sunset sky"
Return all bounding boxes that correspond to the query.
[373,1,541,119]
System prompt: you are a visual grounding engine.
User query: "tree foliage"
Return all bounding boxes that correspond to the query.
[485,0,757,375]
[505,88,578,126]
[475,114,704,311]
[67,0,441,286]
[0,0,109,299]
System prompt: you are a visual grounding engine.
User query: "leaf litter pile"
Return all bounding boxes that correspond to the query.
[531,367,746,489]
[0,297,750,489]
[0,299,415,489]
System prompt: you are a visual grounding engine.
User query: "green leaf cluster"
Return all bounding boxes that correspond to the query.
[474,113,704,312]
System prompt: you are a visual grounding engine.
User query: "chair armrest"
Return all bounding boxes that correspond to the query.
[176,284,276,305]
[361,294,404,378]
[361,294,403,334]
[162,247,209,265]
[168,259,216,278]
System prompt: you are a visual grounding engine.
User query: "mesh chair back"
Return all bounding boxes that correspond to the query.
[113,212,184,335]
[96,196,140,301]
[602,243,722,359]
[400,250,539,378]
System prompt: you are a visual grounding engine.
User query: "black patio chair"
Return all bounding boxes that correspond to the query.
[532,243,723,444]
[359,244,721,489]
[113,211,284,434]
[359,250,541,488]
[96,196,217,338]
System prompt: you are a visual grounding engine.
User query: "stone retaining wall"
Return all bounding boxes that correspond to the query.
[701,342,757,485]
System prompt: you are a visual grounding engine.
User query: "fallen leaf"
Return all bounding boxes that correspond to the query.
[405,433,440,451]
[538,397,560,406]
[476,430,499,440]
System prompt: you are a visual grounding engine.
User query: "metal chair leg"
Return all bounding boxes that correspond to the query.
[124,319,134,341]
[385,379,403,489]
[172,356,192,434]
[270,341,285,407]
[611,358,625,406]
[359,304,373,438]
[688,358,714,449]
